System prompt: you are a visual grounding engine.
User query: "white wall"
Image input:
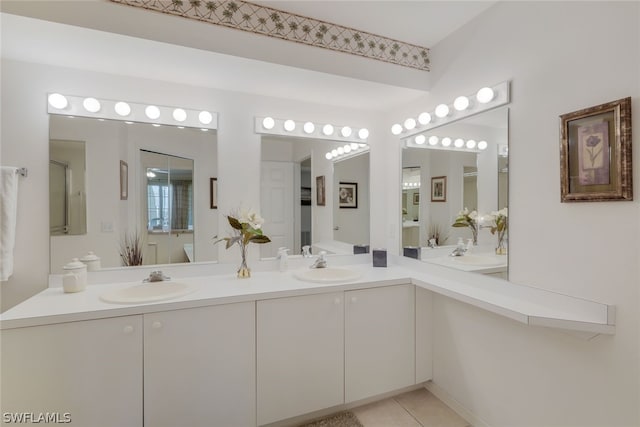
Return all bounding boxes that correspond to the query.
[333,153,370,245]
[390,2,639,426]
[0,58,378,310]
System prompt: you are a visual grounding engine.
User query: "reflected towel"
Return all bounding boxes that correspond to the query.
[1,167,19,281]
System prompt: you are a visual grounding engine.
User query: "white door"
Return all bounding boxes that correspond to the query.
[257,292,344,425]
[260,161,294,258]
[1,316,143,427]
[144,302,255,427]
[345,284,416,402]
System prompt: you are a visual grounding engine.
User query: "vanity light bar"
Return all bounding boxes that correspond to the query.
[404,136,488,153]
[254,116,369,144]
[392,81,510,137]
[325,143,370,163]
[47,93,218,130]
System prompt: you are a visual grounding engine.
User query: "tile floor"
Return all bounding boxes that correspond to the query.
[351,388,471,427]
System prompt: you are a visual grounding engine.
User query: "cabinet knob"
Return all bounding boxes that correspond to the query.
[334,297,341,305]
[123,325,134,334]
[152,321,163,329]
[350,296,358,304]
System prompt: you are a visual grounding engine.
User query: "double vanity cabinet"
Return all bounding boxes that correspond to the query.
[1,282,432,427]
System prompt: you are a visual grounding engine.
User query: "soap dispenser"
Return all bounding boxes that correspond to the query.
[277,247,289,272]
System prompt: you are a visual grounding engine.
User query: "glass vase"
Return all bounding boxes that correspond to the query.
[237,243,251,278]
[495,232,507,255]
[470,226,478,245]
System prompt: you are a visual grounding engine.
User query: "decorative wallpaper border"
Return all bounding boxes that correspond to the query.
[109,0,431,71]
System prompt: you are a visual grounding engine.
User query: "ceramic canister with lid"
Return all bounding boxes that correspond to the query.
[79,251,101,272]
[63,258,87,293]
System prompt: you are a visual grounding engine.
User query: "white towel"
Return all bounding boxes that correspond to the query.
[1,166,19,281]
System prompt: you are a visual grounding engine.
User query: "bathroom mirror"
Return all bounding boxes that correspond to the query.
[260,136,370,258]
[49,115,218,273]
[401,107,508,278]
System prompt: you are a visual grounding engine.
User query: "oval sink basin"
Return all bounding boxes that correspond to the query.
[294,268,361,283]
[452,255,505,266]
[100,282,193,304]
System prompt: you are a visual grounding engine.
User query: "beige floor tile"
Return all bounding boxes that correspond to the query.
[394,388,470,427]
[352,398,422,427]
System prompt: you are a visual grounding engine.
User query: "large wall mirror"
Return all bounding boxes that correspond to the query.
[401,107,509,278]
[260,136,370,258]
[49,115,218,273]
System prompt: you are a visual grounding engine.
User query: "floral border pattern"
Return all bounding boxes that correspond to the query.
[109,0,431,71]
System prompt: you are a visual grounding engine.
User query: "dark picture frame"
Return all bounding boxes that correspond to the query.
[119,160,128,200]
[338,182,358,208]
[210,177,218,209]
[413,192,420,205]
[431,176,446,202]
[316,175,326,206]
[560,97,632,202]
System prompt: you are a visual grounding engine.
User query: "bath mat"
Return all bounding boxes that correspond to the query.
[299,411,363,427]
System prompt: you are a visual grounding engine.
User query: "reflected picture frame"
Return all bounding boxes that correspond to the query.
[431,176,446,202]
[210,177,218,209]
[560,97,632,202]
[338,181,357,208]
[316,175,326,206]
[119,160,128,200]
[413,193,420,205]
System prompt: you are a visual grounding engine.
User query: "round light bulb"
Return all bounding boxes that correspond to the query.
[114,102,131,117]
[418,112,432,125]
[344,144,352,153]
[331,149,338,157]
[337,147,344,155]
[325,152,333,160]
[341,126,352,138]
[441,137,452,147]
[428,136,439,146]
[262,117,275,129]
[350,143,359,150]
[359,143,367,148]
[404,118,416,130]
[358,128,369,139]
[145,105,161,120]
[284,119,296,131]
[453,96,470,111]
[415,135,426,145]
[391,124,403,135]
[454,138,464,148]
[172,108,187,122]
[199,110,213,125]
[477,140,488,150]
[48,93,68,110]
[476,87,495,104]
[466,139,477,149]
[435,104,450,118]
[82,97,101,113]
[322,124,334,136]
[303,121,315,134]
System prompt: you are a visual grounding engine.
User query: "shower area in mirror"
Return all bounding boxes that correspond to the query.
[49,139,87,236]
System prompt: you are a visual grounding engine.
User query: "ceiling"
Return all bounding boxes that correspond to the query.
[0,1,497,111]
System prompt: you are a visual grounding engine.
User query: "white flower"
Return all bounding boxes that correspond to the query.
[239,208,264,229]
[468,210,478,220]
[498,207,508,217]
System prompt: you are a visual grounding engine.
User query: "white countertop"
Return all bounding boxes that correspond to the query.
[0,255,614,336]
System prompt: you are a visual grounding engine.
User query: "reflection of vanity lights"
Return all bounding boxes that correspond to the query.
[409,135,487,152]
[441,137,452,147]
[393,81,510,136]
[255,116,368,144]
[46,93,218,130]
[454,138,465,148]
[428,136,439,146]
[402,182,420,189]
[415,135,426,145]
[325,143,370,161]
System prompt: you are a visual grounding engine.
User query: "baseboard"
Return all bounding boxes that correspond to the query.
[424,381,492,427]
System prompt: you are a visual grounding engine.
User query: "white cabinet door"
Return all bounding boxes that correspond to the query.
[1,316,143,427]
[257,292,344,425]
[144,302,255,427]
[345,284,415,403]
[415,286,433,383]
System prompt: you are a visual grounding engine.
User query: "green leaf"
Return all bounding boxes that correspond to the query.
[250,235,271,244]
[451,222,469,228]
[228,216,243,230]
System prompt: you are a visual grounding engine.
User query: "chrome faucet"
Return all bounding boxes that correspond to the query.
[449,238,467,257]
[310,251,327,268]
[144,271,171,282]
[302,245,312,258]
[427,238,438,248]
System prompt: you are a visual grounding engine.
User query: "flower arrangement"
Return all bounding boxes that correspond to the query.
[215,208,271,278]
[119,230,143,266]
[451,208,479,244]
[488,207,508,255]
[428,223,448,246]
